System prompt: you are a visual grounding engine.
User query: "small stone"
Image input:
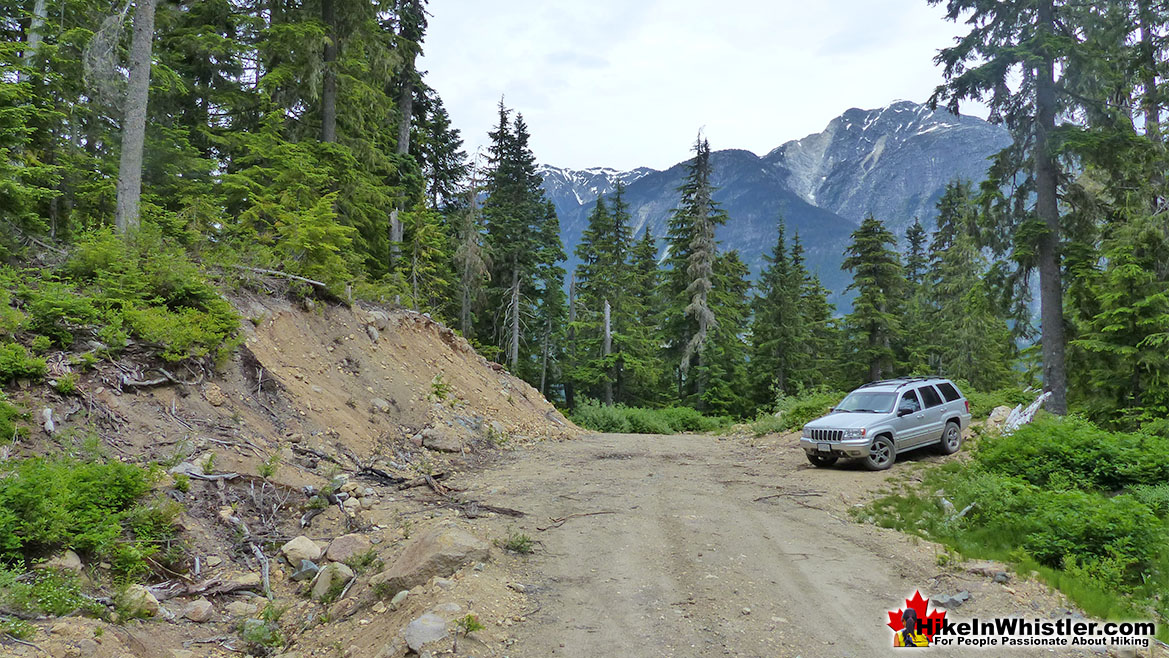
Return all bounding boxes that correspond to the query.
[404,613,448,652]
[205,556,222,567]
[993,572,1011,583]
[281,535,323,566]
[341,482,359,494]
[342,497,361,515]
[122,584,160,617]
[231,572,262,589]
[741,607,751,616]
[420,427,463,453]
[326,534,373,563]
[225,601,260,617]
[372,601,387,614]
[290,559,320,582]
[183,598,215,622]
[203,384,227,407]
[507,582,525,593]
[390,589,409,609]
[935,591,972,609]
[171,650,196,658]
[77,639,99,655]
[40,549,83,574]
[371,398,391,413]
[473,562,485,572]
[435,578,455,591]
[311,562,355,601]
[432,602,461,615]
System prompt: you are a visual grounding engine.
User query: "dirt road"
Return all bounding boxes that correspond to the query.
[468,432,1103,658]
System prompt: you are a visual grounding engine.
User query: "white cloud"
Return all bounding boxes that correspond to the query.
[420,0,985,171]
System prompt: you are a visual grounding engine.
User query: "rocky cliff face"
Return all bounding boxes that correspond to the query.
[541,100,1011,306]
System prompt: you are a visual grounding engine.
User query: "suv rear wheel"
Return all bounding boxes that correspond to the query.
[938,421,962,455]
[805,452,838,468]
[864,435,895,471]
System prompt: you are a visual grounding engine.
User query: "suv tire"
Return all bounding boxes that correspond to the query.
[864,435,895,471]
[806,452,838,468]
[938,421,963,455]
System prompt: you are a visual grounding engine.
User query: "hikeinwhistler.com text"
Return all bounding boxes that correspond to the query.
[923,617,1156,648]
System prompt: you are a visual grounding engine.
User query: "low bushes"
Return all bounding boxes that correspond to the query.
[863,415,1168,632]
[569,398,732,434]
[954,380,1031,419]
[0,456,182,581]
[748,389,844,436]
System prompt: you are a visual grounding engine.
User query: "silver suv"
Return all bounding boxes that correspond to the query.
[799,377,971,470]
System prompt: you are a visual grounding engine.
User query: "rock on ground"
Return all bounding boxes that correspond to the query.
[311,562,355,601]
[370,520,489,595]
[121,584,160,617]
[326,533,373,563]
[281,535,323,566]
[183,597,215,622]
[403,613,448,652]
[40,549,83,574]
[421,427,463,453]
[987,405,1013,429]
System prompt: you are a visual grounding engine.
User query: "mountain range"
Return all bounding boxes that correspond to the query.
[539,100,1012,306]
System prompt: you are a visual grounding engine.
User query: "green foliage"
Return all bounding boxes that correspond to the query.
[429,374,451,401]
[956,382,1030,419]
[0,394,26,440]
[0,564,102,618]
[455,613,485,635]
[52,373,80,395]
[772,389,845,432]
[240,617,284,654]
[569,398,731,434]
[842,215,904,382]
[977,416,1169,490]
[258,452,281,480]
[497,531,535,555]
[864,415,1168,630]
[0,456,177,581]
[0,617,34,640]
[172,473,191,493]
[0,343,46,382]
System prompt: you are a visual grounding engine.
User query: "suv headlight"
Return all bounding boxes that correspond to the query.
[842,428,866,439]
[801,427,811,438]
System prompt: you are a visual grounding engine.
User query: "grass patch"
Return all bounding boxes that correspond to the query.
[861,415,1168,640]
[569,398,732,434]
[496,531,535,555]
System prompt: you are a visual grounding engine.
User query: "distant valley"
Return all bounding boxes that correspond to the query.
[540,100,1011,305]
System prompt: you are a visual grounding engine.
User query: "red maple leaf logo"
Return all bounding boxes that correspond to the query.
[887,590,947,641]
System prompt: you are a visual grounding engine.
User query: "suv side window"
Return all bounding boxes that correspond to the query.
[900,390,921,413]
[918,385,943,408]
[936,382,961,402]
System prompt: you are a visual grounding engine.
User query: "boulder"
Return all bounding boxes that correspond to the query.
[40,549,83,574]
[371,398,391,414]
[121,584,160,617]
[280,535,322,567]
[934,591,972,609]
[290,559,319,582]
[403,613,448,652]
[326,533,373,564]
[310,562,355,601]
[224,600,260,617]
[369,521,490,595]
[987,405,1013,429]
[421,427,463,453]
[182,598,215,622]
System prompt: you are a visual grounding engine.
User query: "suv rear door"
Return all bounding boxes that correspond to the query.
[915,384,947,444]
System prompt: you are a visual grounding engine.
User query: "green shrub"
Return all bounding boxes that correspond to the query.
[953,380,1031,419]
[30,335,51,353]
[0,394,26,440]
[52,373,79,395]
[623,407,673,434]
[19,281,99,348]
[0,565,101,618]
[569,398,630,433]
[0,343,47,382]
[977,416,1169,490]
[0,456,172,580]
[771,389,845,432]
[1129,484,1169,518]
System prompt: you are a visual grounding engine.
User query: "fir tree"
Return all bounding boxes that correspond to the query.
[750,220,803,405]
[842,216,904,383]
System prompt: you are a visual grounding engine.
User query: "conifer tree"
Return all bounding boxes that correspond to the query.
[790,233,841,391]
[750,220,803,404]
[904,219,928,287]
[842,216,904,383]
[622,227,666,406]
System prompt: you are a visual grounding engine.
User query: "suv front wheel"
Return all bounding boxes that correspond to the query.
[864,435,895,471]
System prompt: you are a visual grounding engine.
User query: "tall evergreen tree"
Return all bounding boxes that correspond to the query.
[623,227,666,406]
[749,220,803,405]
[842,216,904,383]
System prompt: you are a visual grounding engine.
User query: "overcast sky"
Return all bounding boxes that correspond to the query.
[419,0,985,172]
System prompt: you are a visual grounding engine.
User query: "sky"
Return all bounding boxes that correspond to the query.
[419,0,986,172]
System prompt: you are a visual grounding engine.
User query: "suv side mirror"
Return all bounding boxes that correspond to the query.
[897,405,915,417]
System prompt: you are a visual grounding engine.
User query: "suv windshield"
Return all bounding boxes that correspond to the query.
[834,391,896,414]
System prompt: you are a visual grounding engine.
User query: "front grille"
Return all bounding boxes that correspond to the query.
[811,429,844,442]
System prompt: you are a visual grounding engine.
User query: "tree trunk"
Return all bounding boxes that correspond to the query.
[539,319,551,395]
[22,0,47,76]
[602,299,613,405]
[509,265,520,369]
[1139,0,1160,143]
[389,209,403,268]
[114,0,158,234]
[389,0,421,269]
[320,0,338,143]
[564,275,576,409]
[1034,0,1068,415]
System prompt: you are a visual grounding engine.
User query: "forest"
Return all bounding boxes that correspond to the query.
[0,0,1166,433]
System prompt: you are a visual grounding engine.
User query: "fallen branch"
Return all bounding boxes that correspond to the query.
[291,445,342,465]
[753,489,825,503]
[397,472,448,490]
[537,511,616,531]
[451,501,526,519]
[358,466,406,485]
[230,265,328,289]
[251,543,271,599]
[2,633,48,655]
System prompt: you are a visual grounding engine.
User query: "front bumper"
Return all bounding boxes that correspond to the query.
[799,436,870,458]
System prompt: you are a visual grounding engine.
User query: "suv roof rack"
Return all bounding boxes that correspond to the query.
[857,376,946,390]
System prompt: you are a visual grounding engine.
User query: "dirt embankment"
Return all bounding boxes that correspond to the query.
[2,296,576,658]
